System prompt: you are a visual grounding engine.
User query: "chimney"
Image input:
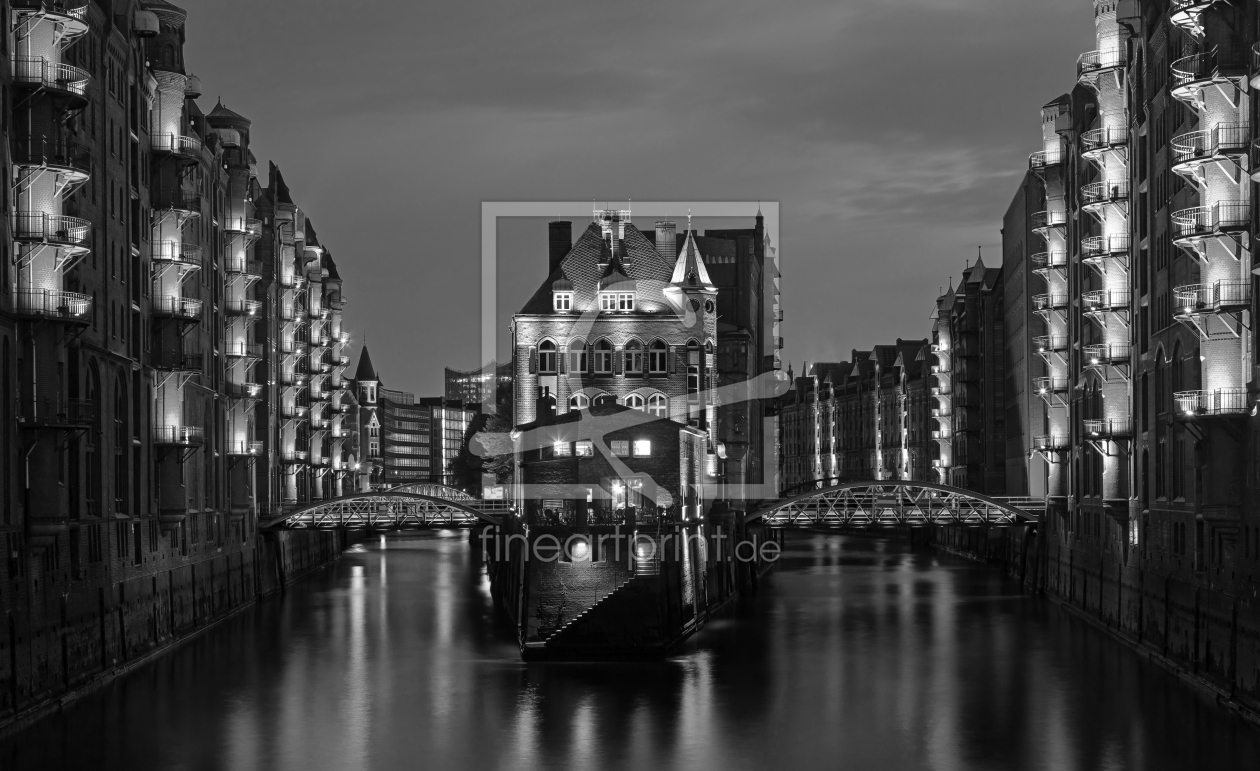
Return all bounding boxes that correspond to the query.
[548,221,572,274]
[655,221,677,260]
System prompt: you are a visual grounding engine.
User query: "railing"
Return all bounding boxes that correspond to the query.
[1174,281,1250,314]
[1082,289,1130,312]
[1078,48,1126,77]
[1083,418,1132,438]
[1033,335,1067,353]
[226,382,262,399]
[1253,42,1260,74]
[281,405,308,419]
[1081,126,1127,153]
[12,137,90,174]
[1172,202,1250,238]
[311,417,330,430]
[11,1,90,20]
[1083,342,1131,365]
[226,258,263,277]
[338,354,350,366]
[12,57,90,98]
[225,217,263,239]
[1172,48,1247,90]
[1081,234,1130,257]
[1032,293,1068,311]
[1031,210,1067,230]
[1081,180,1129,206]
[1033,376,1069,394]
[154,349,202,371]
[16,396,94,427]
[227,440,264,456]
[1032,434,1069,451]
[152,295,202,319]
[151,240,203,265]
[15,288,91,320]
[280,303,295,321]
[282,450,309,463]
[12,212,90,247]
[224,341,263,359]
[225,299,261,316]
[1172,124,1250,164]
[152,190,201,213]
[1030,251,1067,269]
[1028,150,1063,170]
[150,133,203,157]
[1175,388,1249,417]
[153,425,205,446]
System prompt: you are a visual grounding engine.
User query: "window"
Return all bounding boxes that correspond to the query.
[617,293,635,311]
[575,440,594,457]
[552,441,571,457]
[569,340,587,372]
[611,440,630,457]
[625,393,645,411]
[570,393,589,411]
[633,439,651,456]
[599,293,617,311]
[594,339,613,373]
[553,292,572,311]
[649,340,667,373]
[648,393,667,417]
[626,339,643,374]
[539,340,557,373]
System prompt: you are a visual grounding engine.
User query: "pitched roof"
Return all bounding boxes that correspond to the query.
[668,229,715,289]
[207,99,251,127]
[355,346,378,381]
[518,221,673,314]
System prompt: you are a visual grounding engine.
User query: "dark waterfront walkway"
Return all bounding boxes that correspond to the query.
[3,531,1257,770]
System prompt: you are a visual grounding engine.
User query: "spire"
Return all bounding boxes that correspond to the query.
[355,345,379,382]
[667,228,715,290]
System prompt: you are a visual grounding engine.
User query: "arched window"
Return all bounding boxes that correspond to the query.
[594,339,613,374]
[686,340,701,401]
[625,339,643,375]
[569,393,589,411]
[647,393,667,417]
[568,339,587,373]
[649,340,667,374]
[625,393,645,411]
[538,340,557,373]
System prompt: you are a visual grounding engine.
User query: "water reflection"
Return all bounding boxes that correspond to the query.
[3,532,1258,770]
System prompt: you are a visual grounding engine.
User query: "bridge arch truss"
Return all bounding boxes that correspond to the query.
[744,481,1037,528]
[261,493,502,530]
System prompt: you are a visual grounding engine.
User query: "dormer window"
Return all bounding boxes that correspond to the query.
[599,292,635,311]
[553,292,572,311]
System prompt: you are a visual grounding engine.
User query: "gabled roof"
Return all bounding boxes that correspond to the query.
[668,229,715,290]
[599,255,633,290]
[207,99,251,128]
[355,346,378,381]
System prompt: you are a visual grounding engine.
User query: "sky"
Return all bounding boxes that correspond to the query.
[175,0,1096,395]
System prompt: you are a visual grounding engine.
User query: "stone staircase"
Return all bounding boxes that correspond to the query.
[542,570,666,651]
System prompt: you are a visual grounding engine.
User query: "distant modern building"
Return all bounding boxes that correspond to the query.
[445,361,513,410]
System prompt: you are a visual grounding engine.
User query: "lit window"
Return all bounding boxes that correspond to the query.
[569,340,587,372]
[617,293,635,311]
[553,292,572,311]
[570,393,589,410]
[553,441,571,457]
[575,440,594,457]
[599,293,617,311]
[625,394,645,411]
[594,339,613,373]
[611,440,630,457]
[649,340,667,373]
[647,394,667,417]
[633,440,651,457]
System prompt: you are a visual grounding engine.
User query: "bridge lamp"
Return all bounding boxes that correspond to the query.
[571,540,589,560]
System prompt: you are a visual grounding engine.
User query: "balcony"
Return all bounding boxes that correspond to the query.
[1174,281,1250,316]
[227,440,264,457]
[1083,343,1131,367]
[1033,376,1069,396]
[226,381,262,400]
[152,295,202,321]
[1171,124,1249,173]
[226,258,264,280]
[1081,234,1130,259]
[1170,0,1215,33]
[12,1,90,24]
[153,425,205,446]
[152,190,201,216]
[13,212,90,250]
[1031,210,1067,238]
[1083,418,1132,439]
[1032,293,1068,312]
[311,416,330,430]
[153,348,202,372]
[13,138,91,180]
[12,57,90,105]
[281,404,309,419]
[1082,289,1130,314]
[225,341,263,360]
[1172,202,1250,245]
[1032,434,1069,452]
[151,241,203,270]
[15,289,90,322]
[1080,180,1129,209]
[1077,47,1125,80]
[1175,388,1249,418]
[225,299,262,317]
[338,354,350,366]
[931,406,951,419]
[1030,251,1067,272]
[1172,48,1248,102]
[1028,149,1063,171]
[16,396,93,428]
[280,303,295,321]
[225,218,263,241]
[282,450,309,464]
[1081,126,1127,157]
[1033,335,1068,354]
[150,133,203,161]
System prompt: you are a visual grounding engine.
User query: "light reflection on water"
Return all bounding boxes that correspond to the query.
[3,532,1259,770]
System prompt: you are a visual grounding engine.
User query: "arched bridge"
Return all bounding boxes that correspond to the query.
[744,481,1040,528]
[260,491,504,531]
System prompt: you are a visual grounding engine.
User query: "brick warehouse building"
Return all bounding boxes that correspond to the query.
[0,0,368,722]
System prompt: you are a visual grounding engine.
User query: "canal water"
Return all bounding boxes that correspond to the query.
[4,531,1259,770]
